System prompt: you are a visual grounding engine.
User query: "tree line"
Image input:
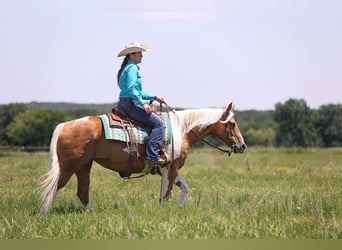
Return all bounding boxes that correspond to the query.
[0,98,341,148]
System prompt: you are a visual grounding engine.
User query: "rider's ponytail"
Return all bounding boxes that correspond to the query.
[117,55,129,83]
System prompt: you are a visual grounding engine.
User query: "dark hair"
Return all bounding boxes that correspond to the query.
[117,55,130,83]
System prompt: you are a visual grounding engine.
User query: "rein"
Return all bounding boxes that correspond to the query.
[190,130,233,156]
[163,102,233,157]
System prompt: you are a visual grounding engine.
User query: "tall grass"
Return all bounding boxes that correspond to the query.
[0,147,341,239]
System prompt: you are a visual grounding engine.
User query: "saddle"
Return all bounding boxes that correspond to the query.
[110,107,152,135]
[109,105,168,178]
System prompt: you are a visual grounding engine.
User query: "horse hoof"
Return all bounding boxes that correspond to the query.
[86,203,93,211]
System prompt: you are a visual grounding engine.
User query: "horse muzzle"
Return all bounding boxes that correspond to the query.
[233,143,247,153]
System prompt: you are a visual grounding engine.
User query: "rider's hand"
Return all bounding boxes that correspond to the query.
[155,96,165,104]
[143,103,153,114]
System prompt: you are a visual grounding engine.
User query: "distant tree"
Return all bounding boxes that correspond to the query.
[236,110,276,131]
[0,103,27,145]
[244,128,275,147]
[274,98,318,147]
[6,109,70,146]
[236,110,276,147]
[316,104,342,147]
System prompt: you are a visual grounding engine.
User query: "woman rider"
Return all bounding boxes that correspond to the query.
[116,42,170,167]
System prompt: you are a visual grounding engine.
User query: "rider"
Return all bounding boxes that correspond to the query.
[116,42,170,167]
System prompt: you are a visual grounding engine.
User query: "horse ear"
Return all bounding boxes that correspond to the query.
[227,102,234,112]
[220,102,234,121]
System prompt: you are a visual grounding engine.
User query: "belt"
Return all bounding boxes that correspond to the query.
[119,98,133,101]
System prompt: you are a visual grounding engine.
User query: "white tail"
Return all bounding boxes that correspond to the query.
[39,123,65,214]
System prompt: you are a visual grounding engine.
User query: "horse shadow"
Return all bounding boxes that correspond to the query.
[32,203,86,215]
[50,204,86,214]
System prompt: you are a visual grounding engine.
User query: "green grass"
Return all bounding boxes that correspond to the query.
[0,147,341,239]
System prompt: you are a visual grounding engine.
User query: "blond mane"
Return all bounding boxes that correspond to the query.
[173,108,224,133]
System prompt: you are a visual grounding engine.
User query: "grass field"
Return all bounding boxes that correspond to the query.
[0,147,341,239]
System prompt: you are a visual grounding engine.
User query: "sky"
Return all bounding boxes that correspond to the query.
[0,0,341,110]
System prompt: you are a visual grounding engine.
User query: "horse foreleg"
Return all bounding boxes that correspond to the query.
[159,166,189,206]
[75,164,93,211]
[174,175,189,206]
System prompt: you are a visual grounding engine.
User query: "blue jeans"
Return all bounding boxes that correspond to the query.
[118,100,165,161]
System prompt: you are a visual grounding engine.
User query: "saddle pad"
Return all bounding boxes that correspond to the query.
[98,112,172,145]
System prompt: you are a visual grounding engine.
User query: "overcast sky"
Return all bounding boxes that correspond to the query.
[0,0,341,110]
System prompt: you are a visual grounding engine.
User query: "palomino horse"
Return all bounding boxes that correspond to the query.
[40,102,246,214]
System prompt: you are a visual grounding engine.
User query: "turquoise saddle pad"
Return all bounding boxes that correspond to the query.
[98,112,172,145]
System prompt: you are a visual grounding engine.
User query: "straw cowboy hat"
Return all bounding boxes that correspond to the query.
[117,42,151,57]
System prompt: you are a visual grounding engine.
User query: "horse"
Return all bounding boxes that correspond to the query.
[39,102,246,214]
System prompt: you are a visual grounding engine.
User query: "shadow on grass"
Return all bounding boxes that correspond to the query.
[51,203,86,214]
[31,203,86,215]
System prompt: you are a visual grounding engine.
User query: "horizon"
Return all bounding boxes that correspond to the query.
[1,98,340,111]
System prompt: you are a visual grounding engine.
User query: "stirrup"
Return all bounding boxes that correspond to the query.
[143,161,157,175]
[149,158,167,168]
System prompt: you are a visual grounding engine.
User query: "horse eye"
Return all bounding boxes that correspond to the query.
[228,122,235,129]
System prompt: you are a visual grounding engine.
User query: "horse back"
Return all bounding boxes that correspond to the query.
[60,116,102,140]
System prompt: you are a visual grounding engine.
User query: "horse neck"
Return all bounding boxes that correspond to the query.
[186,127,213,146]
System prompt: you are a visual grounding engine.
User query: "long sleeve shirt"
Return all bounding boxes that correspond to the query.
[118,60,155,106]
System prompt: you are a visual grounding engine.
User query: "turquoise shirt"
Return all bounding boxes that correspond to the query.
[118,60,155,106]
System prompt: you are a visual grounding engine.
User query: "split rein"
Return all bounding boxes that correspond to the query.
[124,101,175,179]
[125,102,233,179]
[162,102,233,157]
[190,130,233,157]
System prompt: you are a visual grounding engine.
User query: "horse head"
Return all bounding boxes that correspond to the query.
[216,102,247,153]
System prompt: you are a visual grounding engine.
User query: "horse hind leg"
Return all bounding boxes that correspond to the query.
[39,166,74,214]
[75,163,93,211]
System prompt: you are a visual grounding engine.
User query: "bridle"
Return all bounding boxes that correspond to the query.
[162,103,238,157]
[190,116,238,157]
[161,102,236,156]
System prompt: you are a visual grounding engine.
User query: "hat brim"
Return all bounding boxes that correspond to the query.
[117,45,151,57]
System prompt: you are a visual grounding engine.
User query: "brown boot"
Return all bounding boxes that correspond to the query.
[147,148,171,169]
[154,158,168,166]
[160,149,171,164]
[148,154,170,168]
